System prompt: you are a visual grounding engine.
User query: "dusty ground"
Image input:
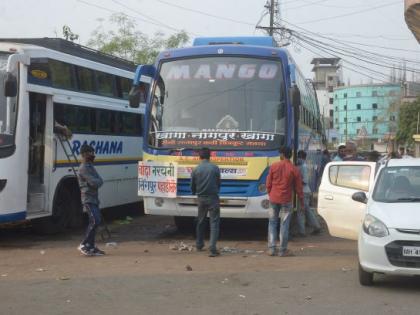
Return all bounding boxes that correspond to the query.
[1,209,420,315]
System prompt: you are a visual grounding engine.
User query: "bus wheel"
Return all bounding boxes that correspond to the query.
[33,183,84,234]
[174,216,195,233]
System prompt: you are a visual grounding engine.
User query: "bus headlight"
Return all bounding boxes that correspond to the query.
[258,183,267,193]
[261,199,270,209]
[154,197,164,207]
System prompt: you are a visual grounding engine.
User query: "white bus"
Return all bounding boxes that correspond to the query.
[0,38,143,231]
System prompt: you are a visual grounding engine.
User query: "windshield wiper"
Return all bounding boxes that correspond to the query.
[396,197,420,202]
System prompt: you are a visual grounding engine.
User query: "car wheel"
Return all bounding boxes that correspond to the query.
[358,263,374,286]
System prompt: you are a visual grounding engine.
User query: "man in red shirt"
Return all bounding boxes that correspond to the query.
[266,146,304,257]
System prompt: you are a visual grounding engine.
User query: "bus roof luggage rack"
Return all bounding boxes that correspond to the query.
[193,36,276,47]
[0,38,136,72]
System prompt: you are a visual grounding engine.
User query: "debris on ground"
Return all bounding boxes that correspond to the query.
[239,294,246,299]
[185,265,193,271]
[341,267,352,272]
[169,242,194,252]
[305,296,312,301]
[221,278,229,284]
[36,268,46,272]
[105,242,118,247]
[39,250,46,255]
[144,249,149,253]
[221,247,264,255]
[66,300,71,303]
[113,216,134,225]
[280,285,290,289]
[1,274,7,277]
[58,276,70,281]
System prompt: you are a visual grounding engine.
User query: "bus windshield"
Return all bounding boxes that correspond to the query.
[0,52,18,149]
[148,56,286,150]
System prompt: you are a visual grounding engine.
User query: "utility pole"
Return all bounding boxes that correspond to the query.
[345,99,348,142]
[269,0,275,36]
[257,0,289,46]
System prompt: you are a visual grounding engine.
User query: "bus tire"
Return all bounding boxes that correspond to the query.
[33,180,84,234]
[174,216,195,233]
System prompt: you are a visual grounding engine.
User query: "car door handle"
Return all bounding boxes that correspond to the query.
[324,195,334,200]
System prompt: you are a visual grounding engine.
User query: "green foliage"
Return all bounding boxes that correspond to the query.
[87,13,189,64]
[396,97,420,145]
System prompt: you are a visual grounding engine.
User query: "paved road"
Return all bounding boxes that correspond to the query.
[0,212,419,315]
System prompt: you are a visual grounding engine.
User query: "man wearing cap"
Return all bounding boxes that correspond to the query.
[77,144,105,256]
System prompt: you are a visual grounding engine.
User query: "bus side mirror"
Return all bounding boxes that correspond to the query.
[129,64,156,109]
[289,85,301,112]
[129,85,141,108]
[4,73,17,97]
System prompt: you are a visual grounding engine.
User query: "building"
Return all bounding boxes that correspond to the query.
[405,0,420,43]
[333,84,402,146]
[311,58,343,145]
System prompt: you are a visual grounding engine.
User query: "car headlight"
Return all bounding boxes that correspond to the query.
[363,214,389,237]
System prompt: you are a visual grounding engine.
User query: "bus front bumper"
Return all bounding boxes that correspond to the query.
[143,195,270,218]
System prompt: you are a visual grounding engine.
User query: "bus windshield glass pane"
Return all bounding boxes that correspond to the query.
[0,53,18,149]
[149,57,286,150]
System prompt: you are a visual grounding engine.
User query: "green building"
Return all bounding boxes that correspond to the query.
[333,84,402,144]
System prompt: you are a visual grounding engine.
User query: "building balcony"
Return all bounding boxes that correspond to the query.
[405,0,420,42]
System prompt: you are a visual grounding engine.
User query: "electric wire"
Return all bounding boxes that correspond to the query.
[297,1,401,25]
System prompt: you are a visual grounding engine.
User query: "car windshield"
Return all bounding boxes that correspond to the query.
[0,52,18,149]
[372,166,420,202]
[148,56,286,150]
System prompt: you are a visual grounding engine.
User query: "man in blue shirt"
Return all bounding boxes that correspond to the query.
[191,148,221,257]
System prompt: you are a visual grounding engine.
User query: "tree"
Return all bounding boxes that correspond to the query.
[87,13,189,64]
[396,97,420,145]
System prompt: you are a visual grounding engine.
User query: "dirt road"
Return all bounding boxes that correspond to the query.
[1,212,419,315]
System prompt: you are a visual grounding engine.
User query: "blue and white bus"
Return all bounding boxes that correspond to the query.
[0,38,143,230]
[130,36,324,229]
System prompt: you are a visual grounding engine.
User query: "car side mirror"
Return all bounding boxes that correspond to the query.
[352,191,367,204]
[4,73,17,97]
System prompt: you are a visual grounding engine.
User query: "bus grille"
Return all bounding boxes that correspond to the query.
[177,178,257,197]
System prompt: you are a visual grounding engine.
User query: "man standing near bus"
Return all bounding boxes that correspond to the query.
[77,144,105,256]
[191,147,221,257]
[296,150,321,237]
[266,146,304,257]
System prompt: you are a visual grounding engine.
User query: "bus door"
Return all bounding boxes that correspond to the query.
[27,92,48,215]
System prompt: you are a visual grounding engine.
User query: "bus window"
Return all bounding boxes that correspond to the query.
[111,112,123,133]
[28,58,51,86]
[121,113,141,136]
[76,67,95,93]
[117,77,132,99]
[77,107,93,133]
[96,109,112,134]
[50,60,75,90]
[96,71,115,97]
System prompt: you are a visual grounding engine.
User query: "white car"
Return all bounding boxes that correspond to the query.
[318,158,420,286]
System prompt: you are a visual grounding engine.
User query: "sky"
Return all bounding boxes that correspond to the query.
[0,0,419,84]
